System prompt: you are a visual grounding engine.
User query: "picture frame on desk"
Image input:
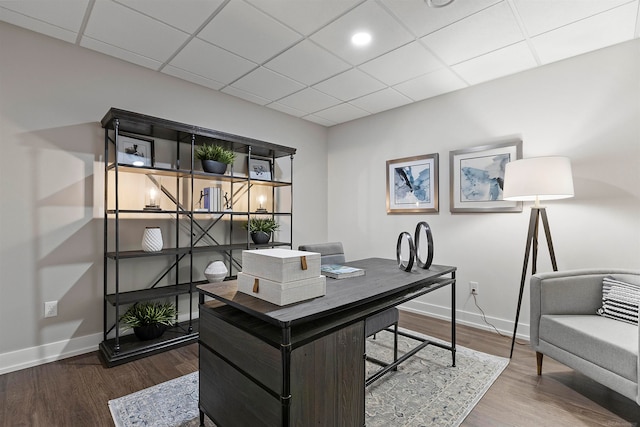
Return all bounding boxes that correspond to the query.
[449,139,522,213]
[386,153,439,214]
[117,134,154,167]
[249,158,272,181]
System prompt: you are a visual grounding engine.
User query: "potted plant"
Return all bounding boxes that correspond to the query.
[120,301,177,341]
[195,144,236,174]
[244,217,280,244]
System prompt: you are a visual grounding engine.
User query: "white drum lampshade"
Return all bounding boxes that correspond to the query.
[503,156,574,207]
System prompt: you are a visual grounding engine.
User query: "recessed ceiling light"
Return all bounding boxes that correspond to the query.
[426,0,455,8]
[351,32,372,46]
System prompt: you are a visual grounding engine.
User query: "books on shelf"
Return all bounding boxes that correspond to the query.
[203,186,221,212]
[320,264,365,279]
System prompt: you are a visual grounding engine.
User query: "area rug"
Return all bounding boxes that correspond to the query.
[109,328,508,427]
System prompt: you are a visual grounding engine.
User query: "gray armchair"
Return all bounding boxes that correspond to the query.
[530,269,640,404]
[298,242,399,365]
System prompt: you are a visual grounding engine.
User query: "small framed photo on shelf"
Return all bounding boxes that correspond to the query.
[248,158,272,181]
[117,134,154,167]
[449,139,522,213]
[386,153,439,214]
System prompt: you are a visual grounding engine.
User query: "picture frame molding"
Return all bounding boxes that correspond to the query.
[449,139,523,213]
[386,153,439,214]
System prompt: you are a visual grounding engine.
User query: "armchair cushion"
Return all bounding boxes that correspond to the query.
[540,314,637,381]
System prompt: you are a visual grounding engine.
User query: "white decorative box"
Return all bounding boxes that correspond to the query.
[237,272,326,306]
[241,249,321,283]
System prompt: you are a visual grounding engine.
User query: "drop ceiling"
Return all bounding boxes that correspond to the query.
[1,0,638,126]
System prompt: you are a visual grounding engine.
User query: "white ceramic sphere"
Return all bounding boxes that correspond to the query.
[204,261,227,283]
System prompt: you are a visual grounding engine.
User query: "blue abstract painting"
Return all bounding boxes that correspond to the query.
[459,153,510,202]
[394,164,431,205]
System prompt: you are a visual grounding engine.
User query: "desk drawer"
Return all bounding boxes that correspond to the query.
[200,345,281,427]
[199,305,282,394]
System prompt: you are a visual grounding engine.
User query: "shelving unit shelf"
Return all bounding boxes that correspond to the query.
[100,108,296,366]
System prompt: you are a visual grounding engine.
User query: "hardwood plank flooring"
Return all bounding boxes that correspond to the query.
[1,312,639,426]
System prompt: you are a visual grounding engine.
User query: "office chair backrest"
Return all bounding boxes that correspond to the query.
[298,242,345,265]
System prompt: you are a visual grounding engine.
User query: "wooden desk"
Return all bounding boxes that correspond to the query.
[197,258,456,427]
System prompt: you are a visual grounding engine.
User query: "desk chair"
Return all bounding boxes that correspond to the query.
[298,242,399,373]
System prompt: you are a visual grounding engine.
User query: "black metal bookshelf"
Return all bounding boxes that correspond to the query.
[100,108,295,366]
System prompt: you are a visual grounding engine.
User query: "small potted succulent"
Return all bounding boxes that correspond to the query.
[120,301,177,341]
[195,144,236,174]
[244,217,280,245]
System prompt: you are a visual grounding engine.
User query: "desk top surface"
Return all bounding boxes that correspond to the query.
[198,258,455,327]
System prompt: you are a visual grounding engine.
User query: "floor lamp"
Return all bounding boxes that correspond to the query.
[503,157,574,359]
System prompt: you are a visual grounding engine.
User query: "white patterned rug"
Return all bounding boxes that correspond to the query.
[109,328,508,427]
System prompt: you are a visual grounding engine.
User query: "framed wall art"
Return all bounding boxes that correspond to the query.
[248,157,272,181]
[386,153,439,214]
[449,139,523,213]
[117,134,154,167]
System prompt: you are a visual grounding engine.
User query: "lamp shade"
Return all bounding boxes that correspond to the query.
[503,156,574,202]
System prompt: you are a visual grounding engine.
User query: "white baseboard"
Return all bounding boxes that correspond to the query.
[0,312,201,375]
[399,300,530,341]
[0,332,103,375]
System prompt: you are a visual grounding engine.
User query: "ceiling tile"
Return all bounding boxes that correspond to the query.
[264,40,350,85]
[312,103,370,124]
[277,88,341,113]
[221,85,270,105]
[313,68,386,101]
[310,1,414,65]
[421,1,524,65]
[381,0,501,37]
[513,0,632,37]
[0,5,80,43]
[359,41,443,86]
[0,0,88,33]
[83,0,189,63]
[267,102,307,117]
[246,0,361,36]
[169,37,256,84]
[230,67,305,101]
[162,65,225,90]
[303,114,337,127]
[114,0,224,33]
[394,68,466,101]
[452,41,537,85]
[349,88,412,114]
[531,2,638,64]
[80,37,163,70]
[198,0,301,64]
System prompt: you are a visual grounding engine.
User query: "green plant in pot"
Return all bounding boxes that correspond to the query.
[195,144,236,174]
[120,301,177,341]
[244,217,280,245]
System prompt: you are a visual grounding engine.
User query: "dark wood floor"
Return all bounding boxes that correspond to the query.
[1,312,639,426]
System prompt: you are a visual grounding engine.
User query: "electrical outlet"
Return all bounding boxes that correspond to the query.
[44,301,58,318]
[469,281,479,295]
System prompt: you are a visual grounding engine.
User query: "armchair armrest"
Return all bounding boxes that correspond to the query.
[530,269,640,348]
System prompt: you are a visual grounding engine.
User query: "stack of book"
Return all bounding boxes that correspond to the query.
[202,186,222,212]
[320,264,365,279]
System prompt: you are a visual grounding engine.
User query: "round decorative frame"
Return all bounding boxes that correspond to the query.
[414,221,434,269]
[396,231,416,272]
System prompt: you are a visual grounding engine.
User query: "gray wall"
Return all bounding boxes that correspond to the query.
[327,38,640,336]
[0,22,328,373]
